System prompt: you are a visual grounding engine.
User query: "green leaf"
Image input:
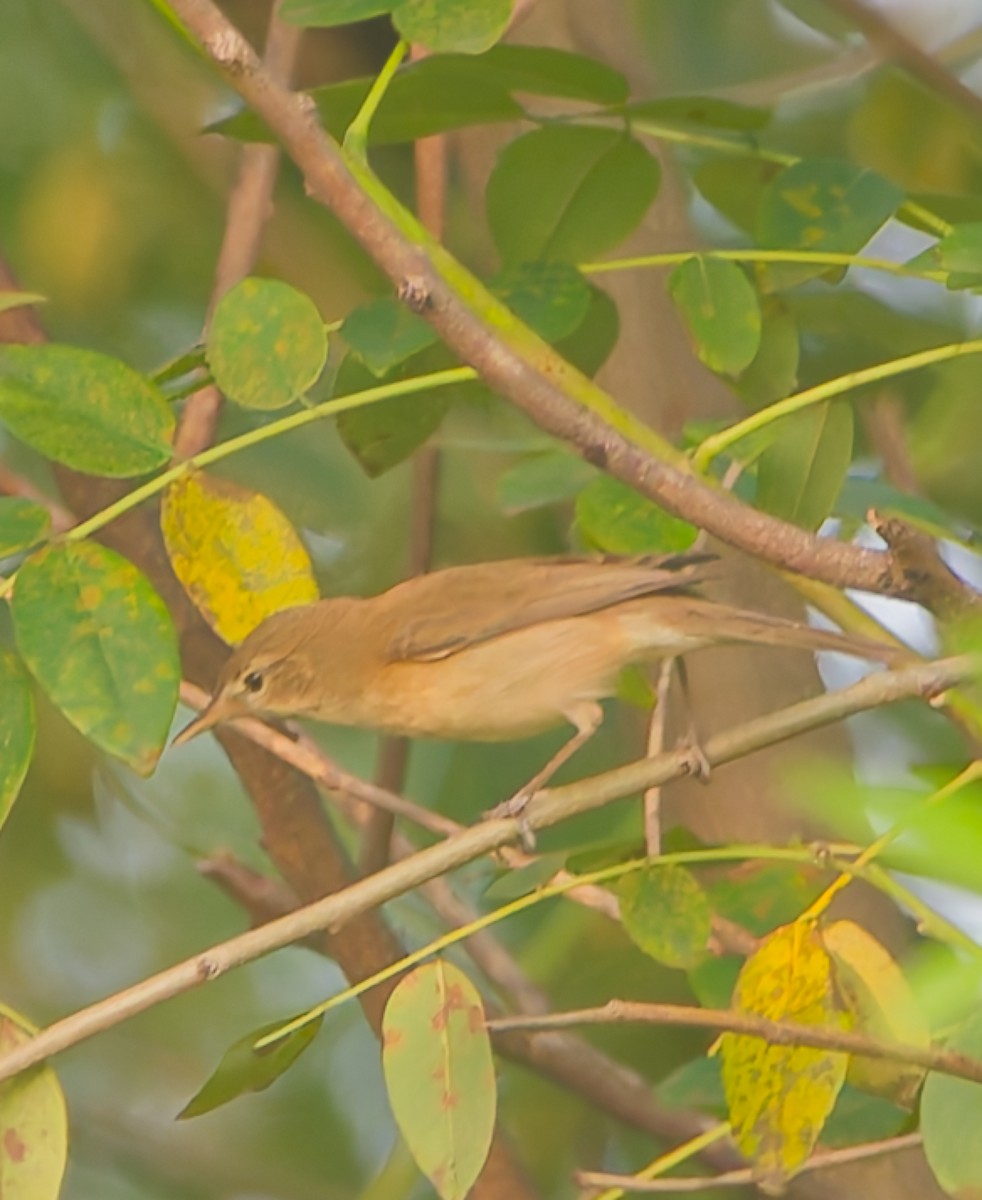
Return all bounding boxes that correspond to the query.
[179,1017,323,1118]
[937,221,982,287]
[334,355,451,476]
[496,452,596,516]
[756,159,904,291]
[393,0,512,55]
[342,298,437,376]
[474,45,627,105]
[694,157,782,236]
[627,95,770,132]
[280,0,395,26]
[922,1007,982,1196]
[0,649,35,831]
[382,961,495,1200]
[12,542,180,774]
[708,863,826,938]
[482,854,567,902]
[213,46,624,147]
[492,263,592,343]
[342,264,592,380]
[735,301,800,408]
[822,1084,909,1149]
[213,58,521,146]
[207,277,327,410]
[619,864,711,969]
[0,1003,68,1199]
[575,475,697,554]
[487,126,660,265]
[668,256,762,377]
[554,283,621,377]
[659,1056,727,1115]
[755,402,854,530]
[0,498,51,557]
[0,291,46,314]
[0,344,173,477]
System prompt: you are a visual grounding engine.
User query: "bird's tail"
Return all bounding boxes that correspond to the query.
[666,597,912,666]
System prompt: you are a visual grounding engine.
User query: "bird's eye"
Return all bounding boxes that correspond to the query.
[242,670,265,694]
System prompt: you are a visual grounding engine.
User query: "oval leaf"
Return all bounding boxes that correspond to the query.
[342,298,437,377]
[575,474,697,554]
[668,256,762,376]
[393,0,512,55]
[619,864,711,969]
[823,920,929,1106]
[720,921,848,1188]
[0,649,35,831]
[492,262,592,344]
[496,452,596,516]
[0,1005,68,1200]
[179,1017,323,1119]
[207,278,327,410]
[756,401,853,530]
[735,301,799,408]
[0,344,173,477]
[281,0,395,26]
[0,498,51,558]
[11,542,180,774]
[922,1006,982,1198]
[756,159,904,291]
[382,960,495,1200]
[161,472,319,645]
[487,126,660,265]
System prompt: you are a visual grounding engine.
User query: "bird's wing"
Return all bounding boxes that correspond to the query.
[387,553,717,662]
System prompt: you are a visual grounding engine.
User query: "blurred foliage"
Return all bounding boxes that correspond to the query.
[2,0,982,1197]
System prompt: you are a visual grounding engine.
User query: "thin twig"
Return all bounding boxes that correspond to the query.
[489,997,982,1086]
[577,1132,923,1192]
[175,0,303,460]
[0,652,971,1086]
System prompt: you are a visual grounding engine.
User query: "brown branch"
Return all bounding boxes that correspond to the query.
[164,0,935,601]
[870,511,982,622]
[0,651,971,1087]
[175,0,303,460]
[489,998,982,1086]
[821,0,982,127]
[361,58,447,874]
[577,1133,923,1193]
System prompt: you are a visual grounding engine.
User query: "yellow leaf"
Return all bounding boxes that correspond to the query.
[720,921,848,1188]
[823,919,930,1107]
[161,472,319,644]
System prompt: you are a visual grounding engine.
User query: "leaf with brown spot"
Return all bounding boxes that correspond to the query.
[0,1002,68,1199]
[382,960,495,1200]
[11,542,179,773]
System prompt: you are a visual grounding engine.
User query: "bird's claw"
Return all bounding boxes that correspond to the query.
[678,737,711,782]
[485,791,537,851]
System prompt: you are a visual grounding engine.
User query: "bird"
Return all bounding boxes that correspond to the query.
[173,553,907,810]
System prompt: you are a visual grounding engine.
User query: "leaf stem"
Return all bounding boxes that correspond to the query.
[692,339,982,471]
[581,247,949,284]
[803,760,982,922]
[343,38,408,158]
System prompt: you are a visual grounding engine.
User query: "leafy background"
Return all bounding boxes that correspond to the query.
[3,1,982,1197]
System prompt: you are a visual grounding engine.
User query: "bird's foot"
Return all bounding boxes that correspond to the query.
[485,790,537,851]
[677,735,712,782]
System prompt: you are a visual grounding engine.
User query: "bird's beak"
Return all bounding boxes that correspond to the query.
[172,693,237,746]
